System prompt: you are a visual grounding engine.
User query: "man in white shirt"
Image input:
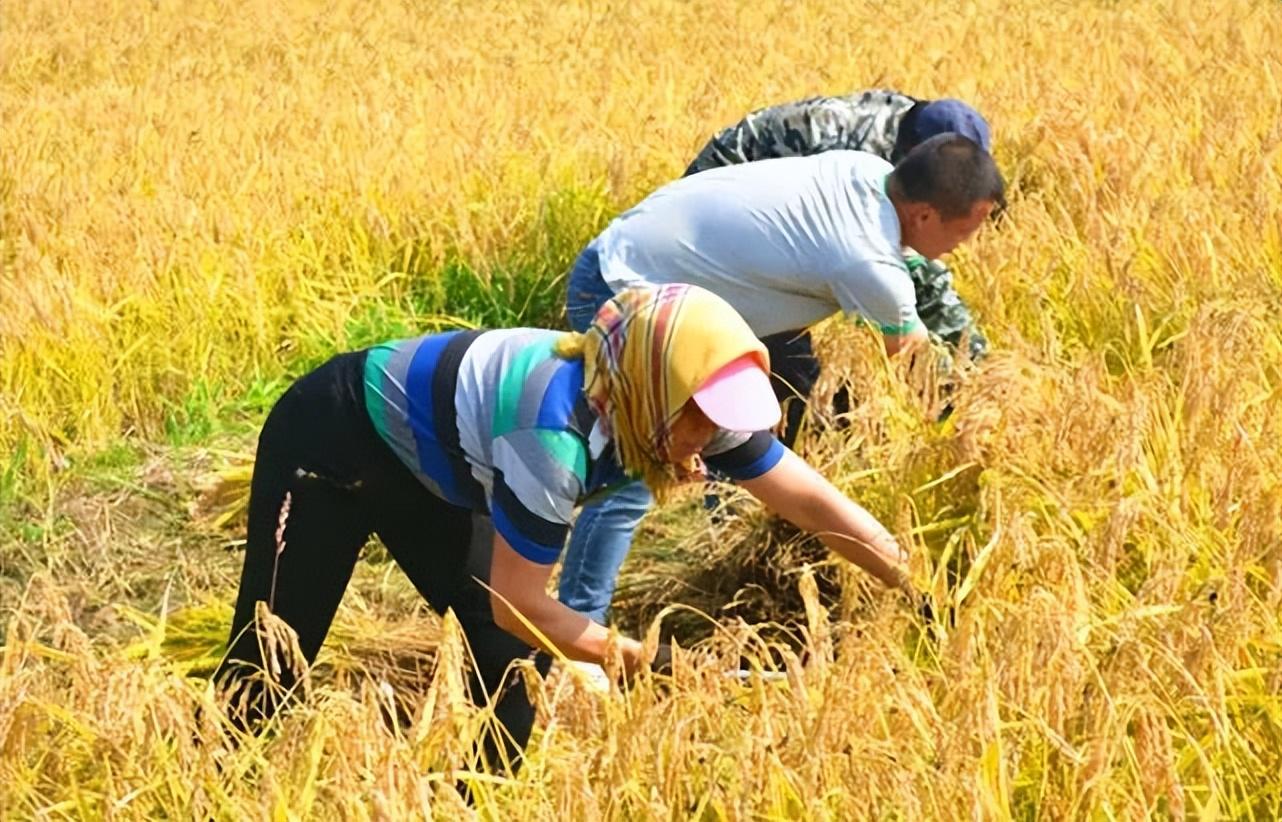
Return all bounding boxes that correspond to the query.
[685,91,995,363]
[559,133,1005,624]
[594,150,921,342]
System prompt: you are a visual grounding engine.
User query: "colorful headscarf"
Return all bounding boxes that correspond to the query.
[555,284,769,500]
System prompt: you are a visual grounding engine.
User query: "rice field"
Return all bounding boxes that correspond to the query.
[2,0,1281,818]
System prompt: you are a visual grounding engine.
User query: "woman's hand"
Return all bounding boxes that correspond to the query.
[488,533,645,669]
[738,448,910,590]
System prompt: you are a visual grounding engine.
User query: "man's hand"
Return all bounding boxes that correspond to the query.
[882,325,930,357]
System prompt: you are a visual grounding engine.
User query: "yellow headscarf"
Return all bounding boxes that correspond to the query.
[555,284,769,501]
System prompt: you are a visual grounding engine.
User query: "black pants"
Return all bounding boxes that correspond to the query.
[761,328,849,449]
[213,351,549,771]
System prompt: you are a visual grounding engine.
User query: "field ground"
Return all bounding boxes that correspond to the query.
[3,0,1282,818]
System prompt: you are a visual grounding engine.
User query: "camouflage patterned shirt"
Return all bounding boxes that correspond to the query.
[685,89,989,362]
[684,89,921,174]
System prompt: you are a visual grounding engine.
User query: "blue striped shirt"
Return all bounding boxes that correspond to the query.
[363,329,784,563]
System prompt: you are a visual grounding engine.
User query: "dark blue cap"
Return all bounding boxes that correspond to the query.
[915,99,992,151]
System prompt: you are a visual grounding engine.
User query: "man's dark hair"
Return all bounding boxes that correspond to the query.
[887,133,1006,219]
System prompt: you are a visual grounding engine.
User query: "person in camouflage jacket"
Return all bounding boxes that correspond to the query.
[686,90,993,362]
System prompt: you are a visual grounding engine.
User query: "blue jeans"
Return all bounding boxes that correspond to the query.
[563,245,615,332]
[558,247,654,624]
